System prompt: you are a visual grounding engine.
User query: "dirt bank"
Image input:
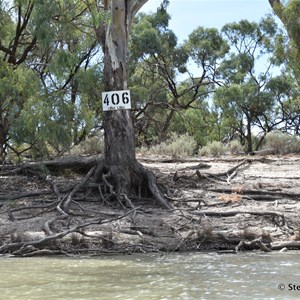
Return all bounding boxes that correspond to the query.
[0,155,300,256]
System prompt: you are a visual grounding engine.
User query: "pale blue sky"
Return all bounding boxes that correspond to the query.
[141,0,274,43]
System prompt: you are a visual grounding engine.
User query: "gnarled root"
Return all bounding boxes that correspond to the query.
[96,158,172,210]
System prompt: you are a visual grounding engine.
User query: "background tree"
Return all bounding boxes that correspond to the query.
[263,75,300,134]
[128,15,229,145]
[268,0,300,82]
[213,18,280,152]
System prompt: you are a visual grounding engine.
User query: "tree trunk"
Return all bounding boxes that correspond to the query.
[102,0,138,195]
[245,114,253,153]
[0,116,9,161]
[100,0,171,208]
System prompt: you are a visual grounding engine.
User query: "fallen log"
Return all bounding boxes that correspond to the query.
[271,240,300,250]
[190,210,285,226]
[249,148,277,156]
[0,155,102,176]
[0,191,53,201]
[208,188,300,200]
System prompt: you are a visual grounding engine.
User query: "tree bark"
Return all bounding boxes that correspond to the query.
[100,0,171,208]
[102,0,140,195]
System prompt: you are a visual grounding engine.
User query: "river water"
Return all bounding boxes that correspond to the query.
[0,251,299,300]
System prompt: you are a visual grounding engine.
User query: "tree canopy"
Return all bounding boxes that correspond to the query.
[0,0,299,161]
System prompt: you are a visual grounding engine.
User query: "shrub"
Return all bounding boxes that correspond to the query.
[228,140,244,155]
[70,136,105,155]
[263,131,300,154]
[199,141,226,157]
[139,133,197,157]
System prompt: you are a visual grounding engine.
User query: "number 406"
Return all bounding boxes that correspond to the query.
[103,91,130,106]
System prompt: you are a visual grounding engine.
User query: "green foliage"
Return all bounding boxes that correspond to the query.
[214,18,283,152]
[186,26,229,67]
[0,5,14,44]
[0,61,40,158]
[0,0,103,159]
[270,0,300,82]
[0,2,299,162]
[168,101,214,146]
[130,10,175,58]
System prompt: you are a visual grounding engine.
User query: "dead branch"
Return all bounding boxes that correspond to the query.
[242,195,278,201]
[116,226,143,237]
[173,230,196,252]
[13,247,72,257]
[196,158,250,183]
[196,171,227,183]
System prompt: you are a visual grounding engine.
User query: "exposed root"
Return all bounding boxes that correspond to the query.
[235,237,272,252]
[0,208,137,255]
[1,155,300,256]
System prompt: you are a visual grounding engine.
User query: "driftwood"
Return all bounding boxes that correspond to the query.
[235,240,300,252]
[219,236,300,253]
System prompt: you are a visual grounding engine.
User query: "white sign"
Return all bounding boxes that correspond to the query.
[102,90,131,111]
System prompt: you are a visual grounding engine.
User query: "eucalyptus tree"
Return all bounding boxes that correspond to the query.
[0,0,102,158]
[0,0,39,159]
[262,75,300,134]
[214,18,280,152]
[185,26,229,83]
[128,8,208,143]
[23,0,102,155]
[268,0,300,83]
[83,0,172,209]
[128,16,229,144]
[127,8,182,143]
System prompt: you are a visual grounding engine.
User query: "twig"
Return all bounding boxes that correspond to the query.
[227,171,237,184]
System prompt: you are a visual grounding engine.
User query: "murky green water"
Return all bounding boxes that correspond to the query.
[0,251,299,300]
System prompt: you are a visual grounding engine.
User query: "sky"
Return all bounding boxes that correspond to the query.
[141,0,275,43]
